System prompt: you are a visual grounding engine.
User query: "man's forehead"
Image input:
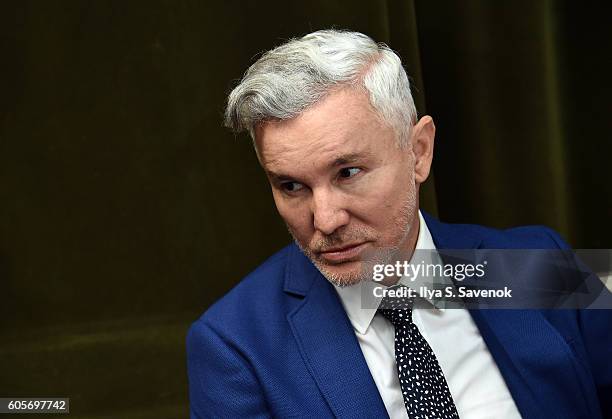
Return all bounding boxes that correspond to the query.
[254,88,396,177]
[257,117,371,161]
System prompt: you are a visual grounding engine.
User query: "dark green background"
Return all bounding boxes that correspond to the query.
[1,1,610,417]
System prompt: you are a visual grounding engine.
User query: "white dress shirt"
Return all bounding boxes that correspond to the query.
[334,211,522,419]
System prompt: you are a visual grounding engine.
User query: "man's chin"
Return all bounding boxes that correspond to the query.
[312,260,367,288]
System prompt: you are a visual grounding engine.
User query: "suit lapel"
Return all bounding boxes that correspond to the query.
[284,244,389,419]
[424,213,591,419]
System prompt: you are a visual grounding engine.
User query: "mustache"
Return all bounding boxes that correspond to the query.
[309,229,376,253]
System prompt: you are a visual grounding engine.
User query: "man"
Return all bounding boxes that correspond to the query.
[187,30,611,418]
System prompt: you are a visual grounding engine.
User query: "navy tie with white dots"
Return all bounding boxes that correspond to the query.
[379,288,460,419]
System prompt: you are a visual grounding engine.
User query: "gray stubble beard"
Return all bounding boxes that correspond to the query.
[290,185,417,288]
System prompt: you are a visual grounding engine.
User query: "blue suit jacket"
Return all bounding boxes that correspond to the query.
[187,214,612,418]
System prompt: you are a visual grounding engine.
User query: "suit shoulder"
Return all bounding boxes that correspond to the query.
[425,211,570,249]
[500,224,570,249]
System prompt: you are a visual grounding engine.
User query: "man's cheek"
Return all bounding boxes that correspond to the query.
[278,209,313,242]
[355,189,394,217]
[272,196,298,223]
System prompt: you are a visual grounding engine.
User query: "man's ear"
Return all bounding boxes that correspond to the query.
[410,115,435,184]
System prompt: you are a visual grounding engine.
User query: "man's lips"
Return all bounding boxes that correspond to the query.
[317,242,369,263]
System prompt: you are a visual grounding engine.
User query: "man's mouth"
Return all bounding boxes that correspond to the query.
[318,242,369,263]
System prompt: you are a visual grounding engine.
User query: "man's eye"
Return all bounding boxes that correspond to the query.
[281,181,304,192]
[338,167,361,178]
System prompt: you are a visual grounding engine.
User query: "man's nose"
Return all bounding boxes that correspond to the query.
[311,187,350,235]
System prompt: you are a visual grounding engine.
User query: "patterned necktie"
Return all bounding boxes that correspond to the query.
[379,287,460,419]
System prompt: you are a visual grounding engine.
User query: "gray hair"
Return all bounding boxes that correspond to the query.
[224,29,417,146]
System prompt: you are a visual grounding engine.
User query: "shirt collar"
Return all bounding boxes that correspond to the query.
[334,210,443,335]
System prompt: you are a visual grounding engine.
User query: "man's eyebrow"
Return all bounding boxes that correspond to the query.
[265,152,371,181]
[331,152,369,167]
[265,170,292,182]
